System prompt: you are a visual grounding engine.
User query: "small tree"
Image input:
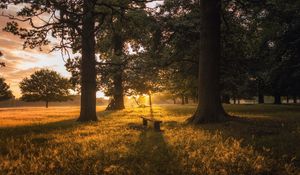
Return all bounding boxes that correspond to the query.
[20,69,71,108]
[0,77,13,101]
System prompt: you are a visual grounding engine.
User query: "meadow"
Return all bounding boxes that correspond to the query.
[0,104,300,174]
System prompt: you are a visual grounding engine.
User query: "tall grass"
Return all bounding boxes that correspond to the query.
[0,105,299,174]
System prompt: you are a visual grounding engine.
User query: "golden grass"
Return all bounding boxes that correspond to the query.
[0,105,299,174]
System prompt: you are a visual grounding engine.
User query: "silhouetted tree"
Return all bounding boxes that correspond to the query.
[20,69,71,108]
[1,0,149,121]
[0,77,13,101]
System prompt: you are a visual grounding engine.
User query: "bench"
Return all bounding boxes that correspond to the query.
[141,116,162,131]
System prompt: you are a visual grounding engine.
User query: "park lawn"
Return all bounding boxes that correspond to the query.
[0,104,299,174]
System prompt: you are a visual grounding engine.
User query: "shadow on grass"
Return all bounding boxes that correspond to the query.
[97,109,118,118]
[196,116,300,167]
[162,104,300,167]
[121,129,192,175]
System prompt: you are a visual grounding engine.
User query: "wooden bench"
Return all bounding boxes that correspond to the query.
[141,116,162,131]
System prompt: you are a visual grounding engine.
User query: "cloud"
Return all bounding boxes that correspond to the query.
[0,67,41,97]
[0,6,70,98]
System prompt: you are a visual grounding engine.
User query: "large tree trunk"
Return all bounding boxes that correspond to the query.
[188,0,229,124]
[181,94,185,105]
[274,93,282,105]
[222,95,230,104]
[106,71,125,110]
[106,32,125,110]
[46,101,49,108]
[78,0,97,122]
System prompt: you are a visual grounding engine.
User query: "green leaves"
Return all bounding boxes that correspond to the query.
[19,69,72,104]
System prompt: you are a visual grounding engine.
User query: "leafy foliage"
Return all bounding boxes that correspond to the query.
[19,69,71,107]
[0,77,13,101]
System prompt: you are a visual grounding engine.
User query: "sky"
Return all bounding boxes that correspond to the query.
[0,2,163,98]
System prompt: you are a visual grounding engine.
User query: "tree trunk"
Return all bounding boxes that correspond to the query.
[286,96,289,104]
[106,71,125,110]
[258,93,264,104]
[188,0,229,124]
[46,101,49,108]
[293,96,297,104]
[185,96,189,104]
[274,93,282,105]
[233,97,236,104]
[78,0,97,122]
[257,78,264,104]
[193,97,196,104]
[173,98,176,104]
[181,94,185,105]
[106,32,125,110]
[149,93,153,117]
[222,95,230,104]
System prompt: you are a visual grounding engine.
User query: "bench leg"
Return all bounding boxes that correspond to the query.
[143,119,148,126]
[154,122,161,131]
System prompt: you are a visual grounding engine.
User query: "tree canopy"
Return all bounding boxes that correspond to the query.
[0,77,13,101]
[1,0,299,123]
[19,69,71,108]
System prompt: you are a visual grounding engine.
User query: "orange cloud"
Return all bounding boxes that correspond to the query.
[0,6,70,98]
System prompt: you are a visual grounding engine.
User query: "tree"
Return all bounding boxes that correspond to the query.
[159,0,229,122]
[65,1,160,111]
[188,0,229,123]
[96,2,159,111]
[2,0,156,120]
[0,77,13,101]
[19,69,71,108]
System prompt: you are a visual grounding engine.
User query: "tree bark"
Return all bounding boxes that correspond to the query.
[106,71,125,110]
[258,93,264,104]
[188,0,229,124]
[106,32,125,110]
[78,0,97,122]
[274,93,282,105]
[222,95,230,104]
[46,101,49,108]
[193,97,196,104]
[257,78,264,104]
[181,94,185,105]
[148,93,154,117]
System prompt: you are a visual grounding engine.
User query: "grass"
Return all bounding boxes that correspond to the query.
[0,104,300,174]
